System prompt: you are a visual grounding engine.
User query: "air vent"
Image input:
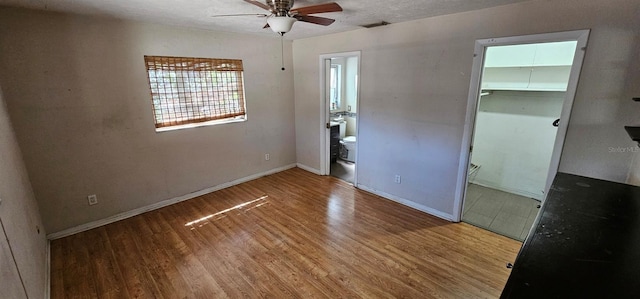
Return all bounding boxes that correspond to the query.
[361,21,390,28]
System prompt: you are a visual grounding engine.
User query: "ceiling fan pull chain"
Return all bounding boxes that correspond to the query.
[281,34,285,71]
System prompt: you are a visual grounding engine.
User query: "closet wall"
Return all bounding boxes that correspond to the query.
[469,41,576,199]
[0,86,48,299]
[470,91,565,199]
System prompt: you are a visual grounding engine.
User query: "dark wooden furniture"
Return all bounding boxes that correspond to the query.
[501,172,640,298]
[625,126,640,144]
[330,124,339,163]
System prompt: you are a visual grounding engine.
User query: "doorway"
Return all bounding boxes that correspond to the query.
[319,52,360,184]
[454,30,590,240]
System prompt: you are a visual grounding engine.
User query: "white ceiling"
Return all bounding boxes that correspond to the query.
[0,0,529,39]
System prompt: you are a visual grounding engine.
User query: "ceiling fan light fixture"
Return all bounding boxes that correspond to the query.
[267,16,297,34]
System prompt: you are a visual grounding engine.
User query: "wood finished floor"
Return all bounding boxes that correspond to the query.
[50,168,522,298]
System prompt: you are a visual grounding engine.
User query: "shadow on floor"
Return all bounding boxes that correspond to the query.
[330,159,354,184]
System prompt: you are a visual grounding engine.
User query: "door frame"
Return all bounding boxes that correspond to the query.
[318,51,361,182]
[452,30,590,222]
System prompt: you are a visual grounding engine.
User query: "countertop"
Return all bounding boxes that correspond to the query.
[501,172,640,298]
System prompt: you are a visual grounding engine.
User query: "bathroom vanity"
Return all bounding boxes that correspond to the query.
[330,124,340,163]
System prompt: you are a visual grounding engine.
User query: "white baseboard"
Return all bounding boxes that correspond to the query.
[357,184,454,222]
[44,240,50,299]
[469,180,543,201]
[47,164,296,240]
[296,163,322,175]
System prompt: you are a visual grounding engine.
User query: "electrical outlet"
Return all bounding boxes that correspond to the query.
[265,153,270,161]
[394,175,401,184]
[87,194,98,206]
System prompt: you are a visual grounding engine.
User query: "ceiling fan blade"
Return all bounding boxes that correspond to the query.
[296,15,335,26]
[290,2,342,16]
[211,13,268,18]
[243,0,273,12]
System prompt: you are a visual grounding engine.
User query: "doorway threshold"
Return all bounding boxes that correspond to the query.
[330,160,354,184]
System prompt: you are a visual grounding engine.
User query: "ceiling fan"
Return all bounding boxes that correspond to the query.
[215,0,343,36]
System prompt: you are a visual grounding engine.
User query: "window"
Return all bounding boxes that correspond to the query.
[329,64,341,111]
[144,55,247,131]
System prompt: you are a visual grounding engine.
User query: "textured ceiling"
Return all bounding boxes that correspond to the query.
[0,0,529,39]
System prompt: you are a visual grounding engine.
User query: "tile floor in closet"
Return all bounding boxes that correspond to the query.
[463,183,540,241]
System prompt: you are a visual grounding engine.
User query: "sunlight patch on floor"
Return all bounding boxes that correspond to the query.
[184,195,269,227]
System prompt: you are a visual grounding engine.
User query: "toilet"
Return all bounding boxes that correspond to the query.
[339,136,357,162]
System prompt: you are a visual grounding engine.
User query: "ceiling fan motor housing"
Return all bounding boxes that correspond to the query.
[267,0,294,16]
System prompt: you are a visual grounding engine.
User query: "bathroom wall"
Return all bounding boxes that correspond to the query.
[293,0,640,220]
[345,56,358,113]
[345,56,358,137]
[0,7,296,234]
[470,91,565,200]
[0,85,48,299]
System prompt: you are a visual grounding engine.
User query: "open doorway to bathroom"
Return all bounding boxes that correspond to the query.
[456,30,589,241]
[320,52,360,184]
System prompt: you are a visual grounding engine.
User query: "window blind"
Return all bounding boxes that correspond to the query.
[144,55,246,129]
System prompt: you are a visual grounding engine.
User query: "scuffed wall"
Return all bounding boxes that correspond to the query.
[0,7,296,234]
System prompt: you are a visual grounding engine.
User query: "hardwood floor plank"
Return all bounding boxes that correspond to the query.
[84,227,130,298]
[51,167,521,298]
[243,192,408,297]
[64,233,99,298]
[104,221,166,298]
[128,215,190,299]
[190,190,321,298]
[49,238,65,299]
[160,201,260,298]
[152,209,229,298]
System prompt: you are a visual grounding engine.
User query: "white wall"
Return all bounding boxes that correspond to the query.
[345,56,358,113]
[470,91,565,200]
[0,86,47,299]
[293,0,640,219]
[628,149,640,186]
[0,7,296,234]
[344,56,358,137]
